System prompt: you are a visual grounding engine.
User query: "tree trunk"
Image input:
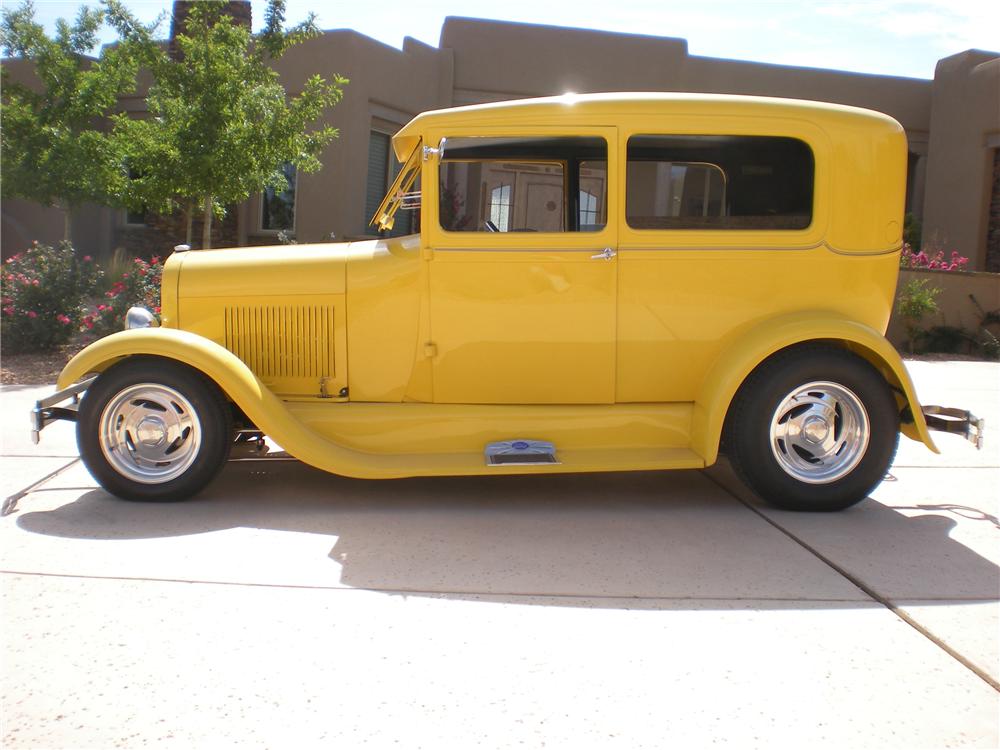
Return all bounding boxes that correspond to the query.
[201,196,213,250]
[62,206,72,244]
[185,202,194,246]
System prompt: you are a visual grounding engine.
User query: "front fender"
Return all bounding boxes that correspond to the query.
[57,329,394,479]
[691,312,938,465]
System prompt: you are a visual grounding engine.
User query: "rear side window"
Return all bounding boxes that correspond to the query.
[626,135,814,230]
[439,136,608,233]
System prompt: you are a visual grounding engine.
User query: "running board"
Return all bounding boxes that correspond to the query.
[486,440,559,466]
[922,405,985,450]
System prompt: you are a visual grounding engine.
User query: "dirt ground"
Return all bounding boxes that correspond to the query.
[0,344,84,385]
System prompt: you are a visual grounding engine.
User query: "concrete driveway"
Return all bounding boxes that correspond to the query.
[2,360,998,749]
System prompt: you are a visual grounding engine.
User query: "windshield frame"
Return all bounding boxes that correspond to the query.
[369,139,422,233]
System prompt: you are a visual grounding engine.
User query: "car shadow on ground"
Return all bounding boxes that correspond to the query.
[13,458,1000,610]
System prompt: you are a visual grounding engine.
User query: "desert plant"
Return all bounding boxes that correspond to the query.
[896,278,940,353]
[1,241,101,353]
[921,324,971,355]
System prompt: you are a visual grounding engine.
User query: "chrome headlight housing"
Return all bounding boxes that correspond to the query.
[125,306,159,330]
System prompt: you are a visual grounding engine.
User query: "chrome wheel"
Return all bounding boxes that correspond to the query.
[98,383,202,484]
[769,381,870,484]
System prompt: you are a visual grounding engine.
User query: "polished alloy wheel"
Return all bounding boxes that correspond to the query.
[98,383,202,484]
[769,380,870,484]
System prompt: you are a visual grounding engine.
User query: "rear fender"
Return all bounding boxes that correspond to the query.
[691,312,937,465]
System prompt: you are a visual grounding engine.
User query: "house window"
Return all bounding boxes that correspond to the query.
[489,184,512,231]
[579,190,598,226]
[261,162,296,231]
[366,130,415,236]
[125,206,148,226]
[626,135,814,230]
[124,166,147,226]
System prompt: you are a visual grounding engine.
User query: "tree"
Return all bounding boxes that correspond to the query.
[0,1,140,242]
[106,0,346,249]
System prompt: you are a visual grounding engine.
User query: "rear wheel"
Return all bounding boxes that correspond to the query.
[727,347,899,512]
[77,358,232,501]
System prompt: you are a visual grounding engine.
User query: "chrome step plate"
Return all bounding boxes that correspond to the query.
[485,439,559,466]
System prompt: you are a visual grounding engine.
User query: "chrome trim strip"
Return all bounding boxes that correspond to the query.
[615,241,902,255]
[432,247,611,253]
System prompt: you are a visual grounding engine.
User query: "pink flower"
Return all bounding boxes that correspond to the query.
[2,306,13,317]
[83,255,92,262]
[56,314,71,325]
[84,318,94,330]
[151,256,161,265]
[26,310,37,318]
[31,279,39,286]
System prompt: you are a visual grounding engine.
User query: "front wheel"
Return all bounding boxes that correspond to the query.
[77,357,232,501]
[726,347,899,512]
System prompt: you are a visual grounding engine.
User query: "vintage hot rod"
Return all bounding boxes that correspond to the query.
[32,93,983,510]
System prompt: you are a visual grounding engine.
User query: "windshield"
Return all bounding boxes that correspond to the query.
[369,140,422,233]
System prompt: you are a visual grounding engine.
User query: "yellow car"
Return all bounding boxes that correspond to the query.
[32,93,983,511]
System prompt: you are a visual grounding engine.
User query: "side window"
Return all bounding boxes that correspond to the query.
[439,137,607,233]
[626,135,814,230]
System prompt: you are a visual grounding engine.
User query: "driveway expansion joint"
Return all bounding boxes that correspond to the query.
[701,468,1000,693]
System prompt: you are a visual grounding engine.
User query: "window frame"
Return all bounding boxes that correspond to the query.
[617,117,828,252]
[625,134,814,233]
[425,126,617,251]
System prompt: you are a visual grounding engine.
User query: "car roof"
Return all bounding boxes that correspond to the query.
[391,92,899,160]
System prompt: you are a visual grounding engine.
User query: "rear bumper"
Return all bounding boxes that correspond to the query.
[30,377,95,445]
[922,405,985,450]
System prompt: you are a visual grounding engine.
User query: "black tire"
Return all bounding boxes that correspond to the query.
[77,357,232,501]
[726,346,899,512]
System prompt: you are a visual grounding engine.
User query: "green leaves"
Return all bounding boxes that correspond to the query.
[107,0,345,247]
[2,0,345,248]
[1,0,141,225]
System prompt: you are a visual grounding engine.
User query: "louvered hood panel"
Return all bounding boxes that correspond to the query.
[176,244,348,399]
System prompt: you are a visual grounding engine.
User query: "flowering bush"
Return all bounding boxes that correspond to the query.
[82,256,163,340]
[1,242,102,354]
[900,244,969,272]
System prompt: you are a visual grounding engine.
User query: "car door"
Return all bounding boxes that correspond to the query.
[424,128,618,404]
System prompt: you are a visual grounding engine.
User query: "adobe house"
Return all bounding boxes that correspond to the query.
[2,13,998,273]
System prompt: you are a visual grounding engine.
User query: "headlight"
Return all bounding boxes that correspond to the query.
[125,306,159,330]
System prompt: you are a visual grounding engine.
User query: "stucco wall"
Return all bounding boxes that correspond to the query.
[2,16,998,268]
[886,268,1000,350]
[921,52,1000,272]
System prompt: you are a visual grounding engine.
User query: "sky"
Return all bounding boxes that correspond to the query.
[12,0,1000,80]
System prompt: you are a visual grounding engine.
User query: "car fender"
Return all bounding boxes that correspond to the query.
[57,328,394,479]
[691,311,938,464]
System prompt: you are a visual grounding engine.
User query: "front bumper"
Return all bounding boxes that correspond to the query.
[30,377,95,445]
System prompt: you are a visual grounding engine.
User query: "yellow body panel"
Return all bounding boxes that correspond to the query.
[58,93,939,482]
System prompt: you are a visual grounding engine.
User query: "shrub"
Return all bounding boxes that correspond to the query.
[83,255,163,339]
[896,278,940,353]
[1,242,102,353]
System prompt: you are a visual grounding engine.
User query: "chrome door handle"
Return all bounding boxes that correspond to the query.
[590,247,617,260]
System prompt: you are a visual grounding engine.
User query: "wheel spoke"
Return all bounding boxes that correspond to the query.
[99,384,202,484]
[769,381,870,484]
